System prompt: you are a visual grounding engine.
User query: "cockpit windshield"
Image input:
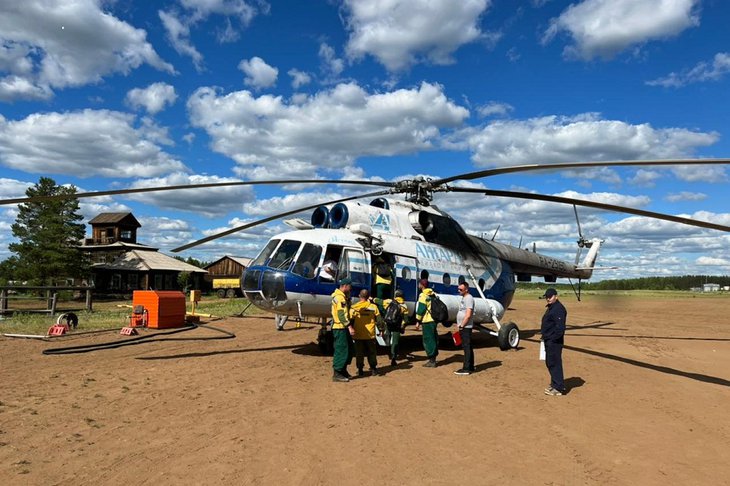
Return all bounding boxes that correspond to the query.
[269,239,301,270]
[292,243,322,279]
[251,239,280,267]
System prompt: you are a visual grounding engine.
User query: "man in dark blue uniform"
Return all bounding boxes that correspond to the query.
[540,288,567,396]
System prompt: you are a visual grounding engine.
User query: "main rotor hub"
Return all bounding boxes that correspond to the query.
[395,177,449,206]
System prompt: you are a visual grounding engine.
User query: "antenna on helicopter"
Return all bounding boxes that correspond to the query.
[491,225,501,241]
[532,242,536,253]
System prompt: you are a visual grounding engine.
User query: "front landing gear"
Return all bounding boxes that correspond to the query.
[497,322,520,350]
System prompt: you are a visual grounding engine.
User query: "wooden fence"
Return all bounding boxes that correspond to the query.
[0,286,94,315]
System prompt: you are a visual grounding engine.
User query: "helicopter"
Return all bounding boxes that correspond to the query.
[3,158,730,352]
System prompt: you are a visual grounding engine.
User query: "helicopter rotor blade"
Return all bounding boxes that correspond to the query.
[573,204,584,265]
[0,179,397,206]
[433,158,730,186]
[171,189,393,253]
[447,187,730,233]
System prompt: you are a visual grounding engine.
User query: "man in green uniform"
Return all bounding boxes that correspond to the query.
[382,289,408,366]
[331,277,355,382]
[415,278,439,367]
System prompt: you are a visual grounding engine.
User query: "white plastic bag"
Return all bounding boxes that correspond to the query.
[539,341,546,361]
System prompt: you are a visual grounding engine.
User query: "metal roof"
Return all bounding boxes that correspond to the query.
[94,250,207,273]
[88,212,141,227]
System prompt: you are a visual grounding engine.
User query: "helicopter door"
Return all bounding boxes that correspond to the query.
[394,255,417,302]
[340,248,369,292]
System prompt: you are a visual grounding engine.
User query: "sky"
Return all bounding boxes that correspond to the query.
[1,0,730,281]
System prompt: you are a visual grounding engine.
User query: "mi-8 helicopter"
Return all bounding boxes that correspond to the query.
[3,158,730,351]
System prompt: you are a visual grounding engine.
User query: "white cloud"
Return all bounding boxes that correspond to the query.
[477,101,514,118]
[696,256,730,267]
[187,81,469,177]
[628,169,662,187]
[319,43,345,81]
[159,0,266,70]
[159,10,204,71]
[665,191,706,202]
[0,0,174,101]
[288,68,311,89]
[0,110,186,178]
[125,173,255,217]
[460,114,720,168]
[126,82,178,114]
[238,56,278,89]
[647,52,730,88]
[543,0,700,60]
[671,164,727,183]
[343,0,490,71]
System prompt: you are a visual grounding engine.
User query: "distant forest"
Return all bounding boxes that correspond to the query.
[517,275,730,291]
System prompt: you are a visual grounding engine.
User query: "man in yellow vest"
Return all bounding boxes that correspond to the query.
[331,277,355,382]
[350,289,384,376]
[415,278,439,367]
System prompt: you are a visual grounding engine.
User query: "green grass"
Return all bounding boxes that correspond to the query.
[0,296,262,336]
[513,287,730,300]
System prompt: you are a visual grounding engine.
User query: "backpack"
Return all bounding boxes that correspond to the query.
[384,300,404,331]
[376,263,390,278]
[428,294,449,323]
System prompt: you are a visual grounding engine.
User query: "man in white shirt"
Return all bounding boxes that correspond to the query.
[454,282,475,375]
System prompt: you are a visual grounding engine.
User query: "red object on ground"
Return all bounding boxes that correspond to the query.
[120,327,138,336]
[452,330,462,347]
[47,324,68,336]
[132,291,186,329]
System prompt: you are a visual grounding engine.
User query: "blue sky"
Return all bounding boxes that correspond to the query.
[1,0,729,280]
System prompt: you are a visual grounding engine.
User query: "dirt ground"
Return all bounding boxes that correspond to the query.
[2,293,730,485]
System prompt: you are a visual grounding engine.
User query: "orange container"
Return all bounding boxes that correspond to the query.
[132,290,186,329]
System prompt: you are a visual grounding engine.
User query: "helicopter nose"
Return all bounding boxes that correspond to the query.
[261,270,287,301]
[242,267,287,308]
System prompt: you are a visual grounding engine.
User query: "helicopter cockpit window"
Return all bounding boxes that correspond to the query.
[442,273,451,287]
[269,239,301,270]
[292,243,322,279]
[252,239,280,267]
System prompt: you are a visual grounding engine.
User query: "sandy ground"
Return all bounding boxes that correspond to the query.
[2,293,730,485]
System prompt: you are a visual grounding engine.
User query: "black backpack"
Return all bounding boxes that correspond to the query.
[384,300,403,331]
[376,263,390,278]
[428,294,449,323]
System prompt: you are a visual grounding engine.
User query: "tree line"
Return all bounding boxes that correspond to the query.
[516,275,730,291]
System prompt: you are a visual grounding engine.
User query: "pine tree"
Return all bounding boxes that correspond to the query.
[8,177,89,285]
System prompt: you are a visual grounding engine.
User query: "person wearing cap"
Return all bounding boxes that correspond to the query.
[540,288,567,396]
[382,289,409,366]
[331,277,355,382]
[415,278,439,367]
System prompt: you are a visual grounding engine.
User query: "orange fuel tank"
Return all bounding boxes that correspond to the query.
[132,290,186,329]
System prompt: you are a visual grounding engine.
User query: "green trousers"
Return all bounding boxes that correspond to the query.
[387,330,401,358]
[332,328,354,372]
[421,322,438,358]
[354,339,377,370]
[375,283,392,300]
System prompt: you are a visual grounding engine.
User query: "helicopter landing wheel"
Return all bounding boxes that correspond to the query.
[498,322,520,350]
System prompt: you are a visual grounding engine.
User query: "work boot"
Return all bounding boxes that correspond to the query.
[370,367,381,376]
[390,358,397,366]
[357,368,365,377]
[423,358,437,368]
[332,372,349,383]
[341,369,351,379]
